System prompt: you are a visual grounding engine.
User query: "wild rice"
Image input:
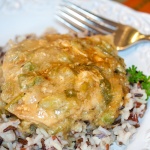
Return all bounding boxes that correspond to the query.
[0,34,149,150]
[0,74,148,150]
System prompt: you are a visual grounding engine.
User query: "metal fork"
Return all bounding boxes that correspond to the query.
[56,1,150,51]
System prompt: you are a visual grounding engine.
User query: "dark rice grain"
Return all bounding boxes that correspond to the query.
[134,93,143,97]
[18,138,28,145]
[106,144,109,150]
[3,125,17,132]
[0,136,3,145]
[41,138,46,150]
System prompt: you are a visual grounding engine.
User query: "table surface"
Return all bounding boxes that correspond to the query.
[115,0,150,13]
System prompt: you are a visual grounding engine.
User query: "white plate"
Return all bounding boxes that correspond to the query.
[0,0,150,150]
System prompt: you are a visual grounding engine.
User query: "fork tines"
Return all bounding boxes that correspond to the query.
[56,0,118,35]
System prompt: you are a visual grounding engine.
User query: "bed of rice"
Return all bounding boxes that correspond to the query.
[0,34,148,150]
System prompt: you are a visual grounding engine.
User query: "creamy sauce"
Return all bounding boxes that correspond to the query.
[1,34,128,134]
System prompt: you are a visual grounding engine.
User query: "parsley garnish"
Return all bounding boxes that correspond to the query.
[126,65,150,99]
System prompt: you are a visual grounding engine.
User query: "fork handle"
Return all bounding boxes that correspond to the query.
[140,34,150,41]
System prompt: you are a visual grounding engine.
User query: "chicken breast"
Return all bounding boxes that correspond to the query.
[1,34,128,134]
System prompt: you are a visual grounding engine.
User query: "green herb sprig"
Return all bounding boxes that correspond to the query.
[126,65,150,99]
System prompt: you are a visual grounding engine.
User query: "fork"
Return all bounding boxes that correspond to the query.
[56,1,150,51]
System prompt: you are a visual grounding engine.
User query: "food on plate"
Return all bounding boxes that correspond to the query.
[0,34,149,150]
[1,34,128,134]
[127,65,150,99]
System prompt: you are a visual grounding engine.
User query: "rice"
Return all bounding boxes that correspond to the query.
[0,82,148,150]
[0,34,148,150]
